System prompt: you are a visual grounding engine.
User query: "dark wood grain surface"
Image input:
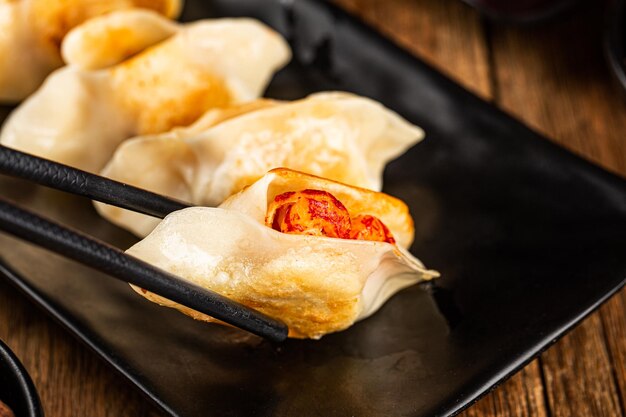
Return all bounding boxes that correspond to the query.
[0,1,624,416]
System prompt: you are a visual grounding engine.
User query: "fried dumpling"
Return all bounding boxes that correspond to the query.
[126,169,439,339]
[96,92,425,237]
[0,11,291,172]
[0,0,182,102]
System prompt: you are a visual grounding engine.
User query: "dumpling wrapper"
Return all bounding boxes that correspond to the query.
[0,11,291,172]
[96,92,425,237]
[126,168,439,339]
[0,0,182,102]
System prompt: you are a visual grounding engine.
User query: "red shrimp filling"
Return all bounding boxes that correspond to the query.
[265,189,395,244]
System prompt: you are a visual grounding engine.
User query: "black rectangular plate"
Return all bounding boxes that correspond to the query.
[1,1,625,416]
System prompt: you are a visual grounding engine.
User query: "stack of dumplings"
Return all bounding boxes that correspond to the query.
[0,2,438,339]
[0,10,291,172]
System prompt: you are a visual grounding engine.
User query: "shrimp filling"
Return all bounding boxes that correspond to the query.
[266,189,395,244]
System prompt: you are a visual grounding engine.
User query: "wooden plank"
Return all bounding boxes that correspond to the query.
[462,361,548,417]
[333,0,492,99]
[486,3,626,177]
[542,315,623,417]
[0,280,161,417]
[487,1,626,416]
[601,291,626,413]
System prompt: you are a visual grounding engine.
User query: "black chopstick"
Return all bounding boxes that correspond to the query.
[0,146,289,340]
[0,145,188,219]
[0,196,288,342]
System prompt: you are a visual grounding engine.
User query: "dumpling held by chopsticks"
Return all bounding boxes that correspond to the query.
[96,92,425,237]
[0,0,183,102]
[0,10,291,173]
[126,169,439,339]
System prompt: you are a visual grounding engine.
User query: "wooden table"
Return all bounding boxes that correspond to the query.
[0,0,625,416]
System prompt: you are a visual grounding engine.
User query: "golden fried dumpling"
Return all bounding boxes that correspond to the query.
[126,169,439,339]
[0,0,182,102]
[0,11,291,172]
[61,8,179,71]
[96,92,425,236]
